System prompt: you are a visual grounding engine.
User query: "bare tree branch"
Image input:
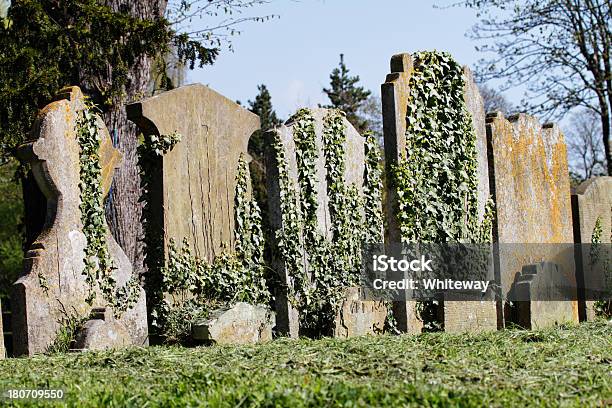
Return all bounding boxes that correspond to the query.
[447,0,612,174]
[168,0,278,50]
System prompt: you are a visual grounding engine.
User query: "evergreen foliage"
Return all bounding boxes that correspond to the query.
[271,108,384,335]
[322,54,371,133]
[393,51,493,244]
[392,51,494,330]
[76,106,141,314]
[247,84,283,268]
[248,84,282,156]
[0,161,22,301]
[0,0,217,163]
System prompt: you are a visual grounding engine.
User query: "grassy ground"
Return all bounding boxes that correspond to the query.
[0,321,609,407]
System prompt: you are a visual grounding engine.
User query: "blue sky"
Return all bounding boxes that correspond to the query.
[187,0,514,119]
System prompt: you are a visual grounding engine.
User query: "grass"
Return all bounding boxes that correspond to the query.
[0,321,610,407]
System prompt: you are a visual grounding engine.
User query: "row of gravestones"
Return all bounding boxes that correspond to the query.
[2,52,610,357]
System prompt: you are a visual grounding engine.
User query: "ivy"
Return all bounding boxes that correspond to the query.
[270,130,307,305]
[391,51,495,330]
[592,214,611,317]
[37,272,49,296]
[322,110,365,276]
[272,108,384,335]
[291,109,320,254]
[137,131,182,328]
[393,51,494,244]
[138,138,270,339]
[76,106,140,315]
[364,131,384,244]
[151,155,271,339]
[233,155,269,302]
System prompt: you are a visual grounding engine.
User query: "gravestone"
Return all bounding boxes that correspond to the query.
[486,112,578,328]
[442,298,498,333]
[572,177,612,321]
[513,262,576,329]
[333,288,387,337]
[191,303,275,345]
[381,53,497,333]
[266,108,385,337]
[127,83,260,266]
[12,86,148,356]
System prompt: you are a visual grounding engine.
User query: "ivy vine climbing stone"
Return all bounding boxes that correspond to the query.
[266,107,385,338]
[571,176,612,321]
[13,86,147,356]
[381,52,496,334]
[127,84,266,340]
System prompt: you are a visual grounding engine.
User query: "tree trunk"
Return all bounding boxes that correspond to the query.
[604,122,611,176]
[100,0,168,274]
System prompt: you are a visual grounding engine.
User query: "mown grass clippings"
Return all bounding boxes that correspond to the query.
[0,321,609,407]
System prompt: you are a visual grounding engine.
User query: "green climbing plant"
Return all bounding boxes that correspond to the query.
[393,51,494,245]
[151,155,271,341]
[138,138,271,340]
[75,106,140,315]
[270,129,307,306]
[271,108,384,335]
[591,214,611,318]
[390,51,495,330]
[364,131,384,244]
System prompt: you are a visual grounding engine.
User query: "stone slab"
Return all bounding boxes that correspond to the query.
[333,288,387,337]
[486,112,578,327]
[513,263,576,329]
[266,108,367,337]
[127,84,261,263]
[191,302,274,345]
[381,52,495,333]
[442,298,498,333]
[571,177,612,320]
[74,308,131,351]
[12,86,148,356]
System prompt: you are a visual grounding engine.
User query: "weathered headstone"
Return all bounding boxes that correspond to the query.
[12,86,148,356]
[512,262,576,329]
[442,298,498,333]
[266,108,385,337]
[572,176,612,321]
[486,112,578,327]
[127,84,260,264]
[128,84,274,343]
[333,288,387,337]
[191,302,275,345]
[381,53,497,333]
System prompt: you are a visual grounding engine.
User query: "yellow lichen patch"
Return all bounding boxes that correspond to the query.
[491,113,572,244]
